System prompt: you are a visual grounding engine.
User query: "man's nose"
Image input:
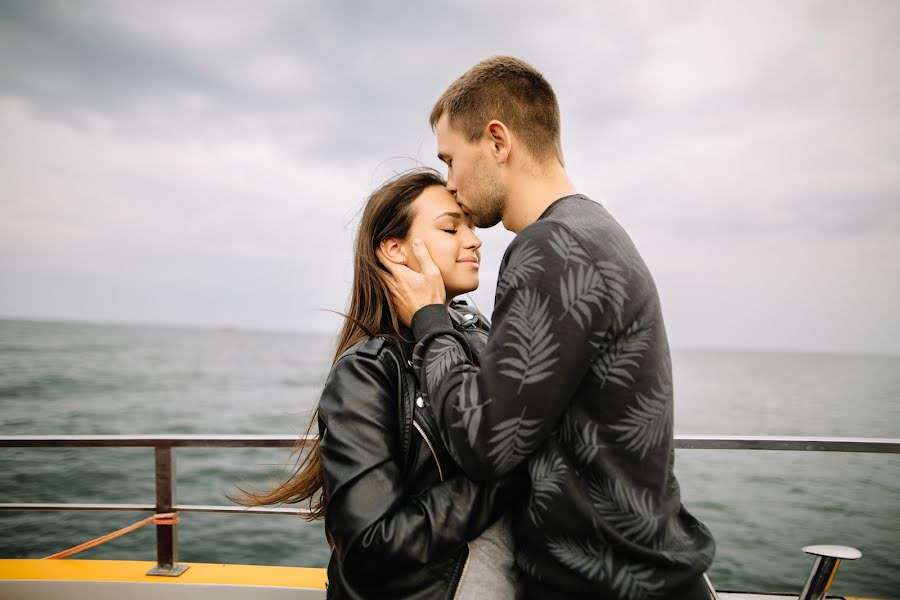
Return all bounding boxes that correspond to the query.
[446,173,457,194]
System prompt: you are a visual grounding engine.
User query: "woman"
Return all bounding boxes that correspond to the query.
[238,168,522,599]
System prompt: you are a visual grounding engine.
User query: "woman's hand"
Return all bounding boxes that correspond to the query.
[377,238,446,326]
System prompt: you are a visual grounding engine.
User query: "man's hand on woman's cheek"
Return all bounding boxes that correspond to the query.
[376,239,446,326]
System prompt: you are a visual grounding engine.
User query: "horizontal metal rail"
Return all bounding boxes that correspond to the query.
[2,433,897,576]
[0,503,309,516]
[0,434,312,448]
[1,434,899,452]
[2,436,896,518]
[674,435,900,453]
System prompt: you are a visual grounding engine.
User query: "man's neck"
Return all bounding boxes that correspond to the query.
[501,162,576,233]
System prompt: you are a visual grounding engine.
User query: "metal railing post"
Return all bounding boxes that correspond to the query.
[146,446,188,576]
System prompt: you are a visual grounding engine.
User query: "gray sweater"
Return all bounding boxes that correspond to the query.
[411,195,715,599]
[456,514,521,600]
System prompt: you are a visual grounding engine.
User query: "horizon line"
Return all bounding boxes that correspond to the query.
[2,314,898,359]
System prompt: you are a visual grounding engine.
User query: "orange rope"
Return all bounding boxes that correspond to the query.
[43,512,180,560]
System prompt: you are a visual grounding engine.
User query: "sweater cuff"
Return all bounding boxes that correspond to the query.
[411,304,454,340]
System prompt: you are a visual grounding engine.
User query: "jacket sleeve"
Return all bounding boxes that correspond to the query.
[318,351,512,583]
[412,220,617,481]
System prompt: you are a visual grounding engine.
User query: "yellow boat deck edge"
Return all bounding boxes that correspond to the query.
[0,559,327,589]
[0,560,882,600]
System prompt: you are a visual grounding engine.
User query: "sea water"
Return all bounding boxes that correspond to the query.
[1,319,898,598]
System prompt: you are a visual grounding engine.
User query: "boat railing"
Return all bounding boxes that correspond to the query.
[2,434,899,583]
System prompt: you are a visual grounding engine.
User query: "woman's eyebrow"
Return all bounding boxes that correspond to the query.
[433,211,463,221]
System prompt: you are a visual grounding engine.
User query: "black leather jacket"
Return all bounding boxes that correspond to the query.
[319,302,517,599]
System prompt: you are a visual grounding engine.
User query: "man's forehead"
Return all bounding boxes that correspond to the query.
[435,112,452,131]
[435,113,461,143]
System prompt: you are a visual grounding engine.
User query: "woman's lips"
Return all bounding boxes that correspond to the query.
[457,257,479,267]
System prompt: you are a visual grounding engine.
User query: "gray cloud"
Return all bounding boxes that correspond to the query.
[1,0,898,352]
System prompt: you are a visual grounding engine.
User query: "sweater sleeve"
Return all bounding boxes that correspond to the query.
[412,220,624,480]
[319,352,512,583]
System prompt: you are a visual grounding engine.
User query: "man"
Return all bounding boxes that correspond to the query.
[381,56,715,600]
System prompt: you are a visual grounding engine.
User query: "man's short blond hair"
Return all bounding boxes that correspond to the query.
[430,56,562,164]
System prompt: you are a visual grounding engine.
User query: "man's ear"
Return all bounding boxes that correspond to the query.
[486,120,511,164]
[379,237,408,265]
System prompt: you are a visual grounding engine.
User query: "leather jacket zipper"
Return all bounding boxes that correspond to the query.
[452,544,472,600]
[412,418,444,482]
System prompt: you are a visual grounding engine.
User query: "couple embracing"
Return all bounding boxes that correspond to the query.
[244,56,716,600]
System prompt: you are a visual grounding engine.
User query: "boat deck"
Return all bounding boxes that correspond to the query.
[0,559,326,599]
[0,559,878,600]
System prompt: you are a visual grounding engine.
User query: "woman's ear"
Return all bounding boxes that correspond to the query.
[379,237,408,266]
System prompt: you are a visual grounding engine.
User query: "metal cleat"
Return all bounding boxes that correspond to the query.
[798,545,862,600]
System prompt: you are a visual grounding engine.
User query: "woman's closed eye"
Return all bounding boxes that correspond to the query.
[441,228,458,234]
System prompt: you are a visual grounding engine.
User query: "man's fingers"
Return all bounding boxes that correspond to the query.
[384,282,398,303]
[411,238,441,276]
[383,272,401,296]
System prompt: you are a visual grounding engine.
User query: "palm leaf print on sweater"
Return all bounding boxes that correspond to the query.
[425,336,467,393]
[487,407,543,473]
[527,451,567,525]
[561,415,605,464]
[609,376,673,459]
[548,227,590,269]
[547,537,664,600]
[498,288,559,394]
[559,261,628,330]
[517,554,543,582]
[496,241,544,298]
[452,372,492,446]
[547,537,610,581]
[589,318,652,388]
[587,476,660,545]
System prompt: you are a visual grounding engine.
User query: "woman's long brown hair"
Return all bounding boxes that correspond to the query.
[232,167,446,520]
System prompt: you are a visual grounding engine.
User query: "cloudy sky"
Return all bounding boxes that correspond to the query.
[1,0,898,354]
